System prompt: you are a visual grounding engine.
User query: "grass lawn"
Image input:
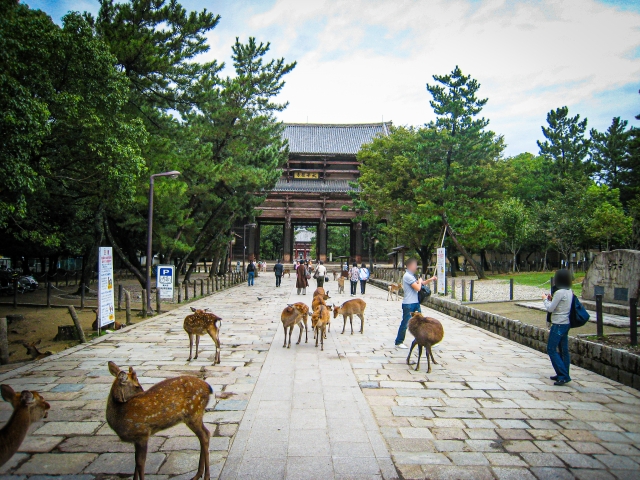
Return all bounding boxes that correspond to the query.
[487,271,585,297]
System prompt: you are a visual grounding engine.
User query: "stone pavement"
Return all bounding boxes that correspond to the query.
[0,274,639,480]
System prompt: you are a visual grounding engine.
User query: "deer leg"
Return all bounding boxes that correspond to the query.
[188,333,194,361]
[186,419,210,480]
[194,335,200,360]
[429,346,438,365]
[359,313,364,334]
[320,327,324,351]
[210,331,221,365]
[350,315,353,335]
[426,345,432,374]
[342,315,346,334]
[407,340,417,365]
[296,321,303,345]
[415,345,423,371]
[134,439,148,480]
[304,318,308,343]
[315,327,319,347]
[288,325,293,348]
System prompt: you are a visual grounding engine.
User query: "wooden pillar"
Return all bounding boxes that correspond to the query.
[283,218,292,263]
[254,223,261,261]
[318,218,327,262]
[247,223,256,261]
[354,221,363,264]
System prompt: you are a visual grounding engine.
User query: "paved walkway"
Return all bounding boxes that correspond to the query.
[0,275,639,480]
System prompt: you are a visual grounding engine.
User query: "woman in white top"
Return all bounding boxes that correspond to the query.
[543,269,573,385]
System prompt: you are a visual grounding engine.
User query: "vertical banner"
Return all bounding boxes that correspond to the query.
[437,247,446,294]
[157,265,175,300]
[98,247,115,328]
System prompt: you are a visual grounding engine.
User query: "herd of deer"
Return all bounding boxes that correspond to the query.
[0,279,444,480]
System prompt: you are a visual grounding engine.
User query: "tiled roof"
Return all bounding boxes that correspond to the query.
[283,123,390,155]
[272,179,356,193]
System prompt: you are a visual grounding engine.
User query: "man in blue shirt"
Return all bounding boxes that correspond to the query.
[395,258,437,349]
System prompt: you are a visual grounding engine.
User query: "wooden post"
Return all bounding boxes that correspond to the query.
[193,280,196,298]
[0,317,8,365]
[13,279,17,309]
[178,288,182,304]
[184,282,189,300]
[509,278,514,301]
[47,281,51,308]
[461,279,466,302]
[470,280,475,302]
[200,279,204,296]
[630,298,638,347]
[67,306,87,343]
[156,289,161,315]
[206,278,210,295]
[81,283,85,309]
[451,279,456,299]
[118,284,123,311]
[596,294,604,338]
[142,289,147,316]
[125,290,132,325]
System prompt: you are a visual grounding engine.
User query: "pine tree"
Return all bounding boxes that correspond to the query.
[590,117,630,190]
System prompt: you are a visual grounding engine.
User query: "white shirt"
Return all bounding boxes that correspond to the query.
[315,265,326,276]
[359,267,369,280]
[543,288,573,325]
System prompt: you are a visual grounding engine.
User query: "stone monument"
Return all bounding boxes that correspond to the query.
[582,249,640,305]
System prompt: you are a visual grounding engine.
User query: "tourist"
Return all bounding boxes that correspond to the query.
[359,263,369,294]
[543,269,573,386]
[314,261,327,288]
[246,261,255,286]
[348,263,359,296]
[296,260,308,294]
[274,259,284,287]
[395,258,437,349]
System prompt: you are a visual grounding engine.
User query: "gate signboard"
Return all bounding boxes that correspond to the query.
[436,247,446,294]
[98,247,115,328]
[157,265,175,300]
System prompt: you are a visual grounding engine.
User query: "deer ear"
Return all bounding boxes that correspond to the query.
[108,361,121,377]
[20,391,34,405]
[1,385,16,403]
[190,307,197,312]
[128,366,138,380]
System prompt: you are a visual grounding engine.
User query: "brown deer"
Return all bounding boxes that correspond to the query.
[21,340,53,360]
[281,303,309,348]
[312,287,328,297]
[332,271,340,281]
[337,276,345,294]
[184,307,222,364]
[407,312,444,373]
[283,268,291,277]
[333,299,366,335]
[91,309,124,331]
[106,362,212,480]
[387,283,400,301]
[0,385,50,467]
[311,305,331,351]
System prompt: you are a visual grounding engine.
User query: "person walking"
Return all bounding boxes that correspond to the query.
[313,261,327,289]
[359,263,369,294]
[348,263,359,297]
[274,259,284,287]
[246,261,255,286]
[395,258,437,349]
[543,269,573,386]
[296,260,308,295]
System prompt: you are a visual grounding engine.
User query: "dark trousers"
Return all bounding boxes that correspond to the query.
[316,277,325,288]
[547,323,571,381]
[360,280,367,294]
[350,280,357,295]
[275,275,282,287]
[396,303,421,345]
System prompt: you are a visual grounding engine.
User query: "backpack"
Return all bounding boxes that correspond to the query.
[418,284,432,303]
[569,295,590,328]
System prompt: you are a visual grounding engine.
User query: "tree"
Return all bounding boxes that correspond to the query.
[589,202,632,251]
[537,106,591,179]
[590,117,631,190]
[496,198,533,272]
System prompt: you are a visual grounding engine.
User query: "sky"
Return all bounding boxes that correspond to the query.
[25,0,640,157]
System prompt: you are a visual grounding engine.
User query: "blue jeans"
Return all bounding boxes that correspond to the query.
[547,323,571,381]
[248,272,254,286]
[396,303,421,345]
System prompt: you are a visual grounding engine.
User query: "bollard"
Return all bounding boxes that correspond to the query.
[550,276,555,289]
[67,306,87,343]
[0,317,8,365]
[200,279,204,296]
[118,284,123,311]
[631,298,638,347]
[509,278,514,301]
[451,279,456,299]
[184,282,189,301]
[142,289,147,316]
[13,279,18,309]
[178,288,182,304]
[596,294,604,338]
[156,289,161,315]
[125,290,132,325]
[461,279,466,302]
[193,280,196,298]
[206,278,210,294]
[470,280,475,302]
[81,283,85,309]
[47,281,52,308]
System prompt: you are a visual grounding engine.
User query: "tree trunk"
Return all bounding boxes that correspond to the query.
[184,228,228,282]
[103,217,146,287]
[442,214,486,280]
[77,204,105,293]
[512,252,517,273]
[448,253,459,277]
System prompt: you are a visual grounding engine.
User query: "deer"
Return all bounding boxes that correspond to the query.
[387,283,401,301]
[333,299,366,335]
[21,340,53,360]
[311,305,331,351]
[283,268,292,277]
[406,312,444,373]
[332,271,341,281]
[337,276,345,294]
[281,303,309,348]
[183,307,221,364]
[0,385,50,467]
[106,362,214,480]
[312,293,331,339]
[91,309,124,331]
[313,287,328,297]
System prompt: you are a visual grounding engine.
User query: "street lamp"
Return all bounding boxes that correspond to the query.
[146,170,180,316]
[243,223,257,270]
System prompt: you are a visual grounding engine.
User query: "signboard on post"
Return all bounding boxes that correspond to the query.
[437,247,446,294]
[157,265,175,300]
[98,247,115,328]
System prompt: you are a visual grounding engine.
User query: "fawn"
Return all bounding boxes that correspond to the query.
[281,303,309,348]
[0,385,50,467]
[311,292,331,312]
[283,268,291,277]
[387,283,400,301]
[333,299,366,335]
[21,340,53,360]
[106,362,212,480]
[91,309,124,331]
[183,307,221,364]
[407,312,444,373]
[311,304,331,351]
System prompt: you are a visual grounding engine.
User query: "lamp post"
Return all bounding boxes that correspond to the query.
[243,223,257,270]
[146,170,180,316]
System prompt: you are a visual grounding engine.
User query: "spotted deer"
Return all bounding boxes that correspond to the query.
[387,283,400,301]
[281,303,309,348]
[0,385,50,467]
[333,299,366,335]
[21,340,53,360]
[311,304,331,351]
[184,307,221,364]
[106,362,212,480]
[91,309,124,331]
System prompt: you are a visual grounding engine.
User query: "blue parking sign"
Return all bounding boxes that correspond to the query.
[157,265,174,300]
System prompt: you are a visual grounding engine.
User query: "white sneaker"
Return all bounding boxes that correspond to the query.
[396,344,408,349]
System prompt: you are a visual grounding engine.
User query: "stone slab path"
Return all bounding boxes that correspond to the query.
[0,274,639,480]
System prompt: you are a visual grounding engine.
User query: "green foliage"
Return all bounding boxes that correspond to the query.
[590,117,631,190]
[496,198,534,271]
[260,225,283,260]
[589,202,632,251]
